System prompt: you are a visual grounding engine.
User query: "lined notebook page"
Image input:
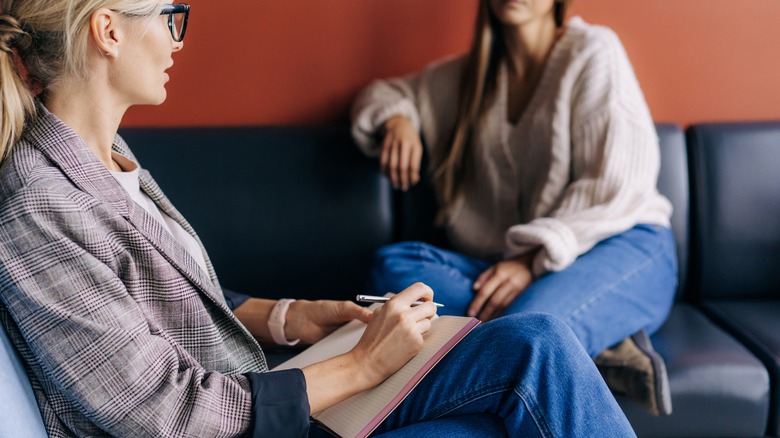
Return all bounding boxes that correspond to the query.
[272,318,366,371]
[274,315,479,438]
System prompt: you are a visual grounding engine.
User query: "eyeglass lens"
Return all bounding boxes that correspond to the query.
[170,12,185,41]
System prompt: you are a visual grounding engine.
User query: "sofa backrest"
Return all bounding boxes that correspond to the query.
[687,122,780,300]
[0,319,48,437]
[120,126,394,301]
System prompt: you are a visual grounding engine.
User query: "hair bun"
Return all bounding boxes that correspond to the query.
[0,14,30,54]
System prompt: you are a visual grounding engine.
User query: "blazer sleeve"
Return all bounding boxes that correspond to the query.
[0,188,309,437]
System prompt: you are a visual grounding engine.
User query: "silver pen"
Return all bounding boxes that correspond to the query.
[356,294,444,308]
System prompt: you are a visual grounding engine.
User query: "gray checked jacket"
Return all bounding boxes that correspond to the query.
[0,108,309,437]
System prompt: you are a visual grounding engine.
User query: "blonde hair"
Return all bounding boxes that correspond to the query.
[432,0,572,223]
[0,0,164,164]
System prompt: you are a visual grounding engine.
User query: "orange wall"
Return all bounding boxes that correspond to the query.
[123,0,780,127]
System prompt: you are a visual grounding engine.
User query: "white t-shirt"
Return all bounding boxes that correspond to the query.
[109,152,209,274]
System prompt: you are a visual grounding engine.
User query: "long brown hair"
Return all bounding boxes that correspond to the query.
[431,0,572,223]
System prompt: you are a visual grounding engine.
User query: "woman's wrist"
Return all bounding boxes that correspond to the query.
[345,348,383,388]
[303,352,376,414]
[517,249,540,280]
[382,114,408,133]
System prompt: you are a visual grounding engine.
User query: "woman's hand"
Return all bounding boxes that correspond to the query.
[381,115,423,191]
[285,300,372,345]
[469,255,535,321]
[301,283,437,414]
[349,283,438,385]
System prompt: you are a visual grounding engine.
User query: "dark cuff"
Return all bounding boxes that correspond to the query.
[247,369,310,438]
[223,288,251,311]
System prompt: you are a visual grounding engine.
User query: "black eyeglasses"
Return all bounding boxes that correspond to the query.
[160,3,189,42]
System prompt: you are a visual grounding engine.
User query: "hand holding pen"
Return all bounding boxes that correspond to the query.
[351,284,438,383]
[356,294,444,308]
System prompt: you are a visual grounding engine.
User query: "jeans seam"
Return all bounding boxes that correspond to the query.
[430,385,505,416]
[515,384,554,438]
[427,382,554,438]
[565,231,671,325]
[416,245,475,288]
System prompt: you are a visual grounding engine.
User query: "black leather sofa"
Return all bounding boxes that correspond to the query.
[1,122,777,437]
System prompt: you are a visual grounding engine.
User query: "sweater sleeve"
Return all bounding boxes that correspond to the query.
[350,55,466,158]
[505,29,671,277]
[350,73,423,157]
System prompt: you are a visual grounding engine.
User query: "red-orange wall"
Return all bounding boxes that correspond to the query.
[123,0,780,128]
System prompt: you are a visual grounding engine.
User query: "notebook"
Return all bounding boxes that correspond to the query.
[272,310,479,438]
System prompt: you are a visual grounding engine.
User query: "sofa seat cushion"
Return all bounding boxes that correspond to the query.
[616,304,769,437]
[703,300,780,436]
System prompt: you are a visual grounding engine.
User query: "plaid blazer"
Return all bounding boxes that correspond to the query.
[0,109,270,437]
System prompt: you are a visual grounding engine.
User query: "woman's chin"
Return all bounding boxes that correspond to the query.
[147,91,168,106]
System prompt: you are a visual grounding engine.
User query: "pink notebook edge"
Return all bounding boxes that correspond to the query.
[348,317,481,438]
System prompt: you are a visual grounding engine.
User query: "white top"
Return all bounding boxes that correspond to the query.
[351,17,672,277]
[109,152,209,274]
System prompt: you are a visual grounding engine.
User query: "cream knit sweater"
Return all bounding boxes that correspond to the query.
[351,17,672,277]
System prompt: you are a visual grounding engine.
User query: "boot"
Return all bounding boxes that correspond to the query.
[594,330,672,416]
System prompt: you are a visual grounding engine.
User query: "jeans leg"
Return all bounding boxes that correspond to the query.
[374,413,507,438]
[372,313,636,438]
[367,242,491,316]
[502,225,678,357]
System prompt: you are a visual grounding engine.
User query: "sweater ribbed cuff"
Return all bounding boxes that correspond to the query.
[505,218,578,276]
[352,99,421,158]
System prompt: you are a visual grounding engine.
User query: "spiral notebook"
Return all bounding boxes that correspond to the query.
[272,311,479,438]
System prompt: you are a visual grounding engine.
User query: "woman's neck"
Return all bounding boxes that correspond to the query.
[501,17,564,124]
[503,18,561,77]
[44,79,127,172]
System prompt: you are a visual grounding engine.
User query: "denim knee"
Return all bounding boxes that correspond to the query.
[479,313,580,357]
[369,242,429,293]
[371,242,435,271]
[373,241,416,263]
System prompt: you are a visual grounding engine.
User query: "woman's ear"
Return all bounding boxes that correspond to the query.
[90,8,121,58]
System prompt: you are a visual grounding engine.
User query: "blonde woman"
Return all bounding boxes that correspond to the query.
[353,0,676,415]
[0,0,638,436]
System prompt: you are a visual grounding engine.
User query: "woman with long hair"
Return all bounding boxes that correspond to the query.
[353,0,677,416]
[0,0,637,435]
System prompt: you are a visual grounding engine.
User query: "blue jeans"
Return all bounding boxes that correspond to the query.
[310,314,635,437]
[369,225,677,357]
[377,314,635,436]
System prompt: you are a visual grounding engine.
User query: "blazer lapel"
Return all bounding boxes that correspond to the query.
[26,108,130,218]
[137,167,224,297]
[109,137,226,307]
[27,109,226,308]
[123,194,226,306]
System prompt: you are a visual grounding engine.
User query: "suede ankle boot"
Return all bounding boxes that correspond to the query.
[594,330,672,416]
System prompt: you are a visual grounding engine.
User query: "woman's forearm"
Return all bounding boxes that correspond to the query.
[302,352,375,414]
[232,297,277,343]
